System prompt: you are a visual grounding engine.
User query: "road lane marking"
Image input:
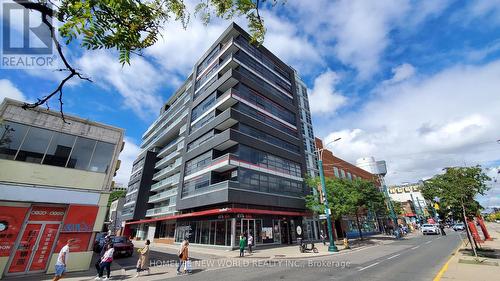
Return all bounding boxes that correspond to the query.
[437,237,442,240]
[410,246,420,250]
[433,241,464,281]
[386,254,400,260]
[358,262,380,271]
[425,241,432,244]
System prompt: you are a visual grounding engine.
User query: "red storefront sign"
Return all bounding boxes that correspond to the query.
[54,205,99,253]
[8,223,42,273]
[28,206,66,221]
[0,206,29,257]
[29,224,60,271]
[61,205,98,233]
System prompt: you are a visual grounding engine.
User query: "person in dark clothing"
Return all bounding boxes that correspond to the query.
[439,222,446,236]
[95,236,111,274]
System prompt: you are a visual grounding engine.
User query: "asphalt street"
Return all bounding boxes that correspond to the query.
[167,231,462,281]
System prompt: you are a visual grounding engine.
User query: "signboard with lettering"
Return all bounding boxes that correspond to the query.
[29,224,59,271]
[388,184,422,194]
[8,223,42,273]
[0,206,29,257]
[61,205,98,233]
[28,206,66,221]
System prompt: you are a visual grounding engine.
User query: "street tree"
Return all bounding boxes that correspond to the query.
[306,177,386,240]
[422,166,490,255]
[13,0,282,120]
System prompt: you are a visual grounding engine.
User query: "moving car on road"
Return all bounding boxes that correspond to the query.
[453,223,465,231]
[421,224,440,235]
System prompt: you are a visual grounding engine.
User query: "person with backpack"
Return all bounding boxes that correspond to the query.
[95,243,114,280]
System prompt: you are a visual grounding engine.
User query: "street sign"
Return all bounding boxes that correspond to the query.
[325,209,331,215]
[319,214,327,219]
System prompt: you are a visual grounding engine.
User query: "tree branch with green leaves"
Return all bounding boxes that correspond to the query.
[14,0,281,120]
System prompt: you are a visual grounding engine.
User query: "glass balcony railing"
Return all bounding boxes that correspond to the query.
[157,137,184,158]
[141,110,188,149]
[151,173,180,192]
[153,158,182,181]
[145,205,176,217]
[148,188,178,203]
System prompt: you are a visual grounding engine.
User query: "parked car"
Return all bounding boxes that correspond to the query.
[111,236,134,257]
[421,224,440,235]
[453,223,465,231]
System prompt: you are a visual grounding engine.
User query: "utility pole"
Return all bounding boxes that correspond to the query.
[316,138,341,252]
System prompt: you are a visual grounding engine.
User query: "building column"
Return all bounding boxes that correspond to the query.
[230,218,236,249]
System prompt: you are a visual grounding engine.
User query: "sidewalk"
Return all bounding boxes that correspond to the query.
[149,233,405,259]
[437,222,500,281]
[3,233,408,281]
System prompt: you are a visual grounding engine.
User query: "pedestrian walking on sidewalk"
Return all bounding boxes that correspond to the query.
[320,230,326,245]
[135,239,151,277]
[248,233,254,254]
[177,239,189,275]
[95,236,111,276]
[95,243,114,280]
[239,235,246,257]
[53,239,75,281]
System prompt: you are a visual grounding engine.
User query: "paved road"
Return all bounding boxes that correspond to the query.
[167,231,462,281]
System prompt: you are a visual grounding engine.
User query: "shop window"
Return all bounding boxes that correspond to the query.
[0,121,29,160]
[42,132,76,167]
[89,141,115,173]
[15,126,53,163]
[67,137,96,170]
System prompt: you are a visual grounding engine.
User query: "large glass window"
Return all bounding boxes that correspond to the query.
[0,121,29,160]
[238,168,304,197]
[42,132,76,167]
[184,151,212,175]
[89,141,115,173]
[191,92,217,121]
[236,83,295,124]
[190,110,215,132]
[239,123,299,153]
[187,130,214,152]
[67,137,96,170]
[15,126,53,163]
[182,172,210,197]
[237,145,301,177]
[237,103,297,137]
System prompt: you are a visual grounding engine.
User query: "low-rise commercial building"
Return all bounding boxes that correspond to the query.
[0,98,123,277]
[314,138,382,238]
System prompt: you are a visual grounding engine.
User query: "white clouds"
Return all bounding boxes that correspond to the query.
[387,63,416,84]
[77,51,163,120]
[0,79,26,102]
[308,70,347,115]
[317,59,500,195]
[114,137,141,186]
[469,0,500,24]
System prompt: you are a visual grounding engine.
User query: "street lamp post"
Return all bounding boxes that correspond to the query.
[316,137,341,252]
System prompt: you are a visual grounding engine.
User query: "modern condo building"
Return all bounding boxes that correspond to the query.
[123,23,320,247]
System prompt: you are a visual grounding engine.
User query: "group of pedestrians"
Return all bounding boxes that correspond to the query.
[239,232,254,257]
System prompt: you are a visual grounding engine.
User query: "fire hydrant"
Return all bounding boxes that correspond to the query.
[343,237,350,249]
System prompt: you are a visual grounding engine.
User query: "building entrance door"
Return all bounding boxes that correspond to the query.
[7,222,61,275]
[6,205,65,276]
[280,220,290,244]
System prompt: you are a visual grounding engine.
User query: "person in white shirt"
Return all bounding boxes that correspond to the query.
[247,233,254,254]
[53,239,75,281]
[95,243,114,280]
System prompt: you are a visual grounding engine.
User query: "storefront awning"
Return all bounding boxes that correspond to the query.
[125,208,311,225]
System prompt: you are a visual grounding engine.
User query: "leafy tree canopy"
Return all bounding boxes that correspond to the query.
[422,166,490,220]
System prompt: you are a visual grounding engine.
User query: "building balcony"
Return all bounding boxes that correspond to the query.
[155,150,181,170]
[145,205,176,217]
[153,158,182,181]
[157,137,183,158]
[148,188,178,204]
[141,110,188,149]
[150,173,180,192]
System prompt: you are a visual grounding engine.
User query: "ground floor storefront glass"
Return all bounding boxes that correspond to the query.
[174,215,303,248]
[343,215,380,238]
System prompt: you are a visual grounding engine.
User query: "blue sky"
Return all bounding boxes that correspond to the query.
[1,0,499,207]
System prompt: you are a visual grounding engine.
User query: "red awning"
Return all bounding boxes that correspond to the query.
[125,208,310,225]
